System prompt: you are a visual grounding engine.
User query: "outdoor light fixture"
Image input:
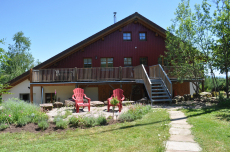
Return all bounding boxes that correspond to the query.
[95,56,97,59]
[28,87,30,89]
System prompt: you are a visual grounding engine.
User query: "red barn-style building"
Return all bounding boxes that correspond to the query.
[2,12,198,105]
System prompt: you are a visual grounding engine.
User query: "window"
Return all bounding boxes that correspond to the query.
[84,58,92,68]
[101,58,113,67]
[123,32,131,41]
[140,57,148,66]
[124,58,132,67]
[139,32,146,41]
[20,93,30,103]
[45,93,55,103]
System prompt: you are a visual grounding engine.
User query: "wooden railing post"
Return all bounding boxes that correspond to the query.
[30,69,33,83]
[74,67,78,81]
[119,66,122,80]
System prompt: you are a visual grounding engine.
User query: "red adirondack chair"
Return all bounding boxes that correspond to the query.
[107,88,125,112]
[72,88,91,113]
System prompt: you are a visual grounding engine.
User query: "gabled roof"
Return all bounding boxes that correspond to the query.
[8,12,167,86]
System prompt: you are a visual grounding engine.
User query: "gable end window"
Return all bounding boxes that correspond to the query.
[140,57,148,66]
[84,58,92,68]
[139,32,146,41]
[124,58,132,67]
[123,32,131,41]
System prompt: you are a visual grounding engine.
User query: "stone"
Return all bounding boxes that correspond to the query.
[122,101,135,105]
[169,128,191,135]
[64,100,75,107]
[40,103,53,110]
[136,97,149,104]
[91,101,104,107]
[53,102,63,108]
[169,135,195,142]
[200,92,212,98]
[166,141,202,151]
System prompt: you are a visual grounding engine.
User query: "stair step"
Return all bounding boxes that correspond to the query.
[152,99,172,102]
[151,92,167,94]
[152,95,169,98]
[152,89,165,91]
[151,81,162,84]
[151,86,163,88]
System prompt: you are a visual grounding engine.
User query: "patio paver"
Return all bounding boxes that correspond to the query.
[165,110,202,152]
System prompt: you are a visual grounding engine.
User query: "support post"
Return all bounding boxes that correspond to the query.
[202,80,204,92]
[74,67,78,81]
[119,66,122,80]
[30,84,33,104]
[30,69,33,83]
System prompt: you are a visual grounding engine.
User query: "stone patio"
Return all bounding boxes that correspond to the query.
[46,105,130,122]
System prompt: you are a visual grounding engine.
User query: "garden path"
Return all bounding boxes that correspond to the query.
[165,110,202,152]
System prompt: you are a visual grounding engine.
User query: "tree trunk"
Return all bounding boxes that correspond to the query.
[226,69,229,98]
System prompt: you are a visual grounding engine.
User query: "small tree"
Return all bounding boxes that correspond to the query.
[212,0,230,98]
[165,0,205,96]
[0,39,11,102]
[110,97,119,119]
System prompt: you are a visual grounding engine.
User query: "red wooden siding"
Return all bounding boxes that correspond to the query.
[48,22,166,69]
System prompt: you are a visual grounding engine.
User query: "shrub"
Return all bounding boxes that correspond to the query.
[95,115,107,125]
[119,112,135,122]
[69,116,79,126]
[38,120,49,130]
[63,110,72,119]
[0,123,9,130]
[55,119,68,129]
[119,104,151,122]
[17,116,31,126]
[83,116,97,127]
[0,98,46,125]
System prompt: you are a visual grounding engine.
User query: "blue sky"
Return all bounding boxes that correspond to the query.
[0,0,225,77]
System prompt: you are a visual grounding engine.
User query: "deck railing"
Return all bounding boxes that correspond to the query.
[32,67,135,82]
[149,64,172,98]
[134,65,152,100]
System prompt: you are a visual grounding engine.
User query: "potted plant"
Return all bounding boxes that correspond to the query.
[110,96,119,119]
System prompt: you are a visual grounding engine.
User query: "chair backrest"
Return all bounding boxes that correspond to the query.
[72,88,84,103]
[113,88,124,102]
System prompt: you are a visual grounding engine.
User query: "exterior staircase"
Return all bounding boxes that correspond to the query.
[151,79,172,102]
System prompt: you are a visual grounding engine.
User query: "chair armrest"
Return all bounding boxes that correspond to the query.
[121,95,125,101]
[72,95,76,101]
[84,94,91,103]
[107,96,113,105]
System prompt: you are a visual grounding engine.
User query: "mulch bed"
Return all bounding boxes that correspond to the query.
[0,119,121,134]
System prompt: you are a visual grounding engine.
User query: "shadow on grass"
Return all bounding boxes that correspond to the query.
[181,100,230,121]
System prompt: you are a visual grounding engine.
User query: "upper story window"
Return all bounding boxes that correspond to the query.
[84,58,92,68]
[124,58,132,67]
[101,58,113,67]
[139,32,146,41]
[123,32,131,41]
[140,57,148,66]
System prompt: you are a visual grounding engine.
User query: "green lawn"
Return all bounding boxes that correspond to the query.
[182,105,230,152]
[0,109,170,152]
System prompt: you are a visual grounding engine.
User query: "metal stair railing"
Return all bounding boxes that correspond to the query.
[149,64,172,98]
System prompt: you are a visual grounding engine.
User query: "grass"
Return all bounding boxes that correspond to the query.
[181,100,230,152]
[0,109,170,151]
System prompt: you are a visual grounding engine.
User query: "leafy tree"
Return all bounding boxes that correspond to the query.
[212,0,230,98]
[0,39,11,102]
[1,31,40,83]
[194,0,220,95]
[165,0,205,97]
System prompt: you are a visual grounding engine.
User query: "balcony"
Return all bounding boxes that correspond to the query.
[31,67,135,83]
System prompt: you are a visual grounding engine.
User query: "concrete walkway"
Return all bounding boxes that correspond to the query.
[166,110,202,152]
